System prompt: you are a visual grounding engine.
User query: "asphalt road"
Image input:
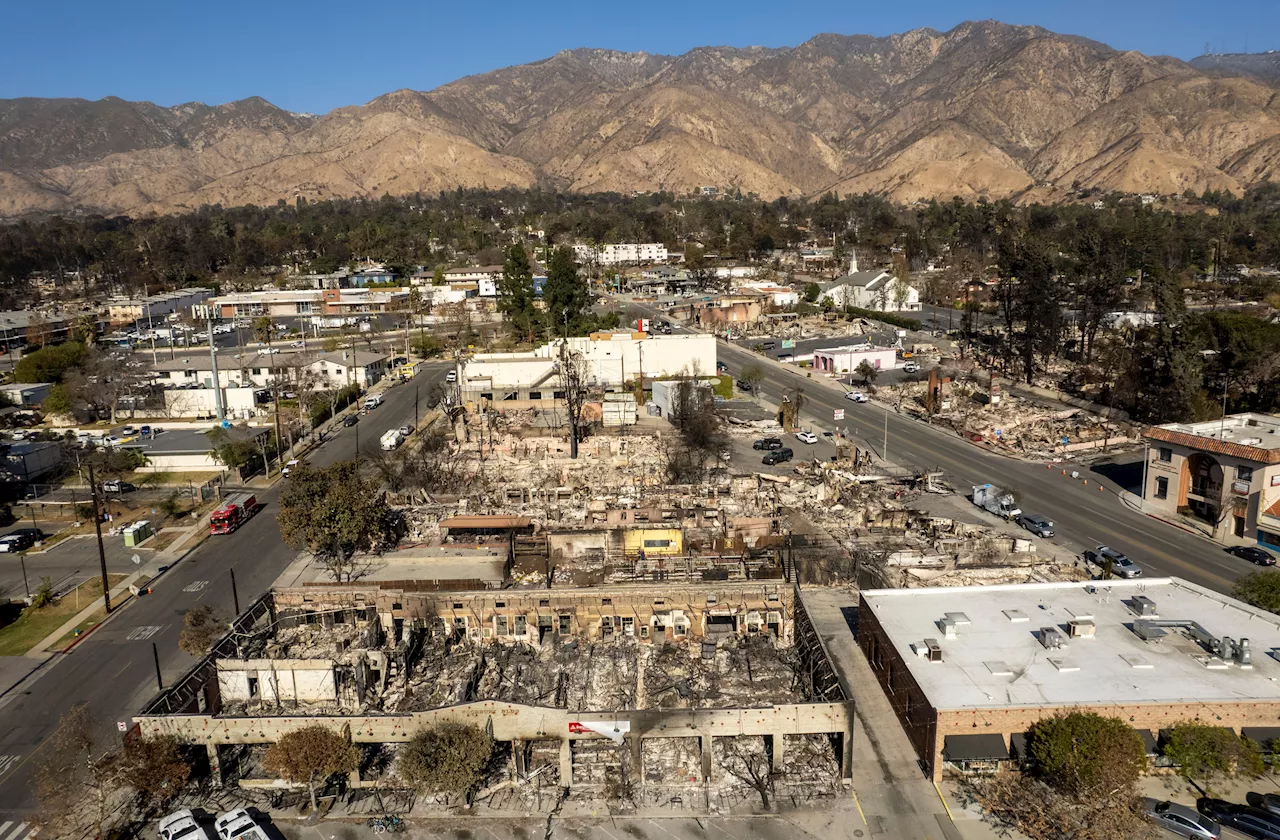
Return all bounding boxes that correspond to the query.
[0,361,451,818]
[626,299,1248,594]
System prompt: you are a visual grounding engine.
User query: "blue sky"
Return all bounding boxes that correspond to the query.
[4,0,1278,114]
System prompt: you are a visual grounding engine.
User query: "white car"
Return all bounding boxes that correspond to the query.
[281,458,301,476]
[795,430,818,444]
[902,361,921,373]
[159,810,216,840]
[445,370,457,382]
[845,391,869,403]
[214,809,268,840]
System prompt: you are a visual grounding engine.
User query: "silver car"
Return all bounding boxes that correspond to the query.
[1017,513,1055,538]
[1143,798,1219,840]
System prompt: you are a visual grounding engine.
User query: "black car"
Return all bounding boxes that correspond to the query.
[762,448,793,466]
[753,437,783,451]
[1229,545,1278,566]
[343,414,360,427]
[102,480,136,494]
[1199,798,1280,839]
[10,527,45,542]
[0,531,37,552]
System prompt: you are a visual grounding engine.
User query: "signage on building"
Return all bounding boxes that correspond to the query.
[568,720,630,744]
[781,339,795,349]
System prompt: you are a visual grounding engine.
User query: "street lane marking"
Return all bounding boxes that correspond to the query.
[0,756,18,775]
[5,823,31,840]
[126,625,162,641]
[183,581,209,592]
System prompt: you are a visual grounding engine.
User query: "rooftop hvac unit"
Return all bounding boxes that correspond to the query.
[940,618,957,639]
[1040,627,1067,650]
[1132,595,1159,617]
[1133,620,1167,642]
[1068,619,1097,638]
[1239,638,1253,666]
[924,638,943,662]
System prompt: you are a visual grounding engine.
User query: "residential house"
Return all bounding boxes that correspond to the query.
[820,269,920,312]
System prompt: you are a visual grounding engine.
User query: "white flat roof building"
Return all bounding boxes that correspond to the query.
[859,578,1280,778]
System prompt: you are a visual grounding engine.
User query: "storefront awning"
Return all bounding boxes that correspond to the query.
[944,734,1010,762]
[1242,727,1280,750]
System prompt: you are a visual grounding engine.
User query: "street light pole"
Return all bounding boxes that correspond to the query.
[19,555,30,600]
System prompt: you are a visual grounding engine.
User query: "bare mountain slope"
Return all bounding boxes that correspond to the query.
[3,21,1280,215]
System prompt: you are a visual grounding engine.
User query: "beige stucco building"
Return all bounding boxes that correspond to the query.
[1143,413,1280,548]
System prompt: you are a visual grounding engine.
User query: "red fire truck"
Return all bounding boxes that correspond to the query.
[209,493,260,535]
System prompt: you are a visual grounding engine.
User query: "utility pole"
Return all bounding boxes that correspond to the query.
[230,568,240,615]
[152,642,163,691]
[414,381,419,427]
[208,316,225,424]
[883,410,889,463]
[86,460,112,613]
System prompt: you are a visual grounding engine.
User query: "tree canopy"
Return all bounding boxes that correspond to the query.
[14,341,88,383]
[397,722,492,799]
[263,725,360,812]
[276,460,396,581]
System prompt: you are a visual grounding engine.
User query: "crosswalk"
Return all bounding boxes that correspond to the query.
[0,756,16,776]
[0,820,39,840]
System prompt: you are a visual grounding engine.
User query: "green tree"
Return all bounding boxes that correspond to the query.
[432,264,446,285]
[819,295,835,310]
[276,461,395,582]
[498,244,538,343]
[1027,712,1146,798]
[40,383,74,416]
[1233,570,1280,613]
[13,342,88,383]
[542,246,590,337]
[263,725,360,813]
[397,723,493,799]
[1162,722,1263,788]
[855,359,878,385]
[252,316,273,345]
[803,283,821,303]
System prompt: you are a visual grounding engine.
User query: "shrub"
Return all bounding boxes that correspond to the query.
[1027,711,1146,798]
[1162,722,1263,787]
[843,305,922,330]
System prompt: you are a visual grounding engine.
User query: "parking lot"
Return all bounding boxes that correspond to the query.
[0,530,149,601]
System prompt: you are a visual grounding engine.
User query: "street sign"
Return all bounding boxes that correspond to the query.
[117,721,127,732]
[781,339,795,349]
[834,409,845,420]
[131,554,141,566]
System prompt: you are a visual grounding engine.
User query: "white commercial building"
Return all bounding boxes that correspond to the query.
[574,243,669,266]
[108,289,212,324]
[460,333,716,401]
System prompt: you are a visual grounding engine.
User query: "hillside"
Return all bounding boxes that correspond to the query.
[3,21,1280,216]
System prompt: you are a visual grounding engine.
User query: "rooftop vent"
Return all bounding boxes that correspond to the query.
[1003,609,1029,623]
[924,638,943,662]
[1240,438,1262,446]
[1121,654,1153,669]
[1130,596,1159,617]
[1040,627,1067,650]
[939,618,957,639]
[985,661,1013,676]
[944,612,971,625]
[1048,658,1079,672]
[1068,619,1097,638]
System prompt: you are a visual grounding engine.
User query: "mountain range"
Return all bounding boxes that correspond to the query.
[3,20,1280,217]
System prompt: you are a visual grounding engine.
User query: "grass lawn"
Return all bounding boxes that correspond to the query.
[0,574,129,656]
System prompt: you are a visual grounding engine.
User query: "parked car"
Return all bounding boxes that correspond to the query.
[281,459,301,477]
[398,423,414,437]
[1084,544,1142,578]
[795,430,818,444]
[845,391,869,403]
[214,809,268,840]
[1198,799,1280,839]
[139,425,152,437]
[121,425,136,435]
[159,809,217,840]
[753,437,783,450]
[0,534,27,553]
[102,480,136,494]
[343,414,360,427]
[762,448,794,466]
[1017,513,1055,538]
[1228,546,1278,566]
[901,361,921,373]
[445,370,457,382]
[1143,798,1219,840]
[716,362,728,374]
[1251,793,1280,818]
